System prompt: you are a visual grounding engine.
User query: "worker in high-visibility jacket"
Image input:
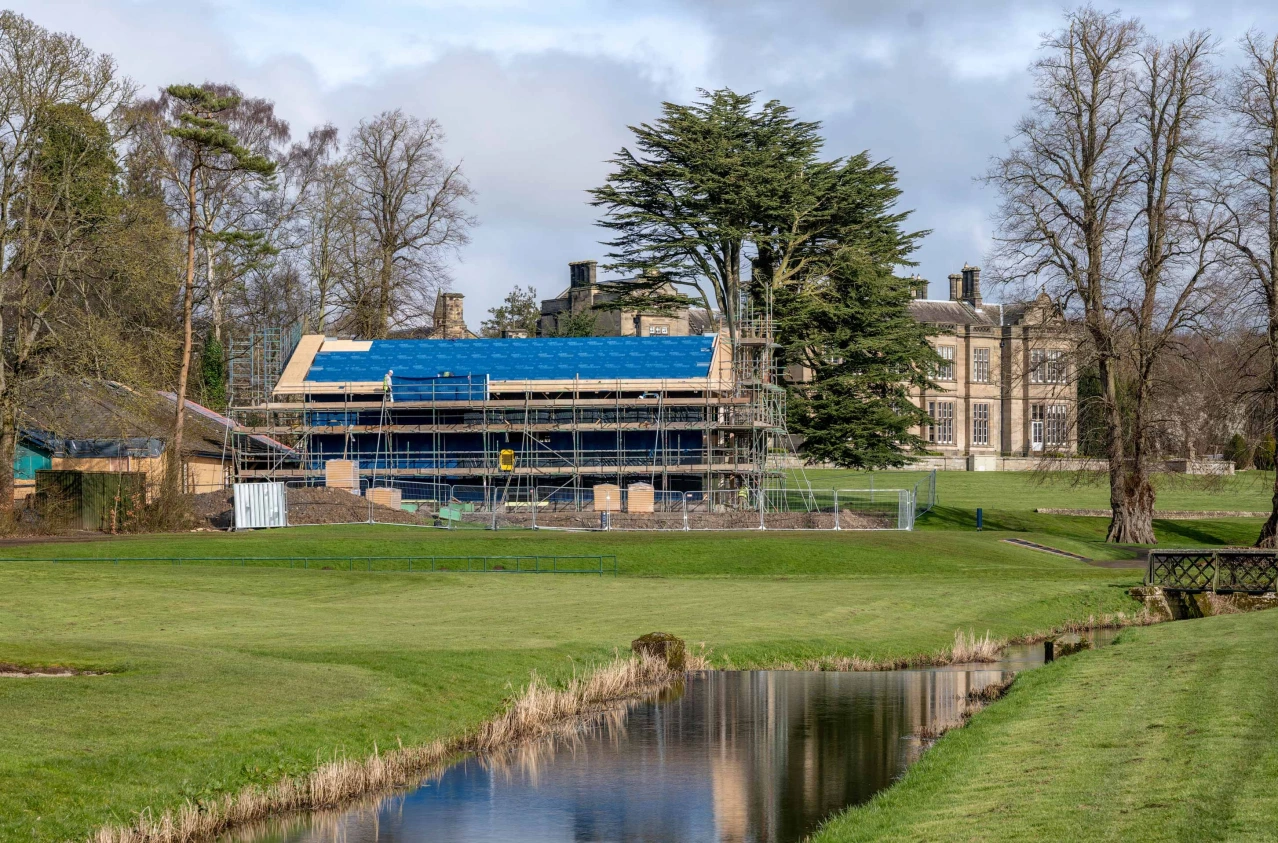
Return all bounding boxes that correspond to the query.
[383,370,394,403]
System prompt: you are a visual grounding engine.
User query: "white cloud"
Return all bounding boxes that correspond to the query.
[9,0,1278,317]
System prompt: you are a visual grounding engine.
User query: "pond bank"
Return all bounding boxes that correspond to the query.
[810,608,1278,842]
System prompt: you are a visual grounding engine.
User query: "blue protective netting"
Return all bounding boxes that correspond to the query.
[306,335,717,384]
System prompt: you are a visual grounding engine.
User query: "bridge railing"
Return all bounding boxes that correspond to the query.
[1147,549,1278,594]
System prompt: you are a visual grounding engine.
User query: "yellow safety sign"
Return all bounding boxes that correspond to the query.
[499,449,516,472]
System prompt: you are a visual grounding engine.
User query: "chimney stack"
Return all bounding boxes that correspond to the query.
[910,274,928,300]
[961,264,982,307]
[569,260,598,288]
[948,273,963,301]
[431,292,471,339]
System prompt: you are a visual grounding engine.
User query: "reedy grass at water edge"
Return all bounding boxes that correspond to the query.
[90,653,680,843]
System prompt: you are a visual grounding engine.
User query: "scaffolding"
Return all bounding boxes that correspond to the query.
[226,316,812,511]
[227,323,303,480]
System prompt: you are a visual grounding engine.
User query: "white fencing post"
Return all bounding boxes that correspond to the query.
[683,494,690,531]
[834,489,840,530]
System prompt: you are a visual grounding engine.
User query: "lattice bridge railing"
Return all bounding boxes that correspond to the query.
[1147,549,1278,594]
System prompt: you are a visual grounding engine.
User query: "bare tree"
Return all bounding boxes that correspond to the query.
[342,110,474,338]
[0,11,133,508]
[221,122,338,338]
[296,145,350,333]
[1223,32,1278,546]
[988,9,1224,543]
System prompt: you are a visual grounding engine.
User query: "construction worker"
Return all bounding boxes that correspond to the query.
[384,369,394,403]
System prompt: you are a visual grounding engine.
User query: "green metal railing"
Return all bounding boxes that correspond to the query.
[0,555,619,576]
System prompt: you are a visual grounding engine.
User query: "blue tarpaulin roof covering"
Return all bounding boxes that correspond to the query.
[306,336,717,383]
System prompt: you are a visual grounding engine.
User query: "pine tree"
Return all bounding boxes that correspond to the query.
[590,89,823,342]
[147,84,275,496]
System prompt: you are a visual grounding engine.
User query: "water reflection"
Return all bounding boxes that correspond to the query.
[229,637,1113,843]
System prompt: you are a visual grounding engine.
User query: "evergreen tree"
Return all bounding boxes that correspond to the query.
[778,251,937,468]
[481,285,539,337]
[1226,433,1252,470]
[590,89,823,342]
[197,333,226,409]
[143,83,275,496]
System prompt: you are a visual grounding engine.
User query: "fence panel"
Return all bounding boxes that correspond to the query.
[238,476,928,533]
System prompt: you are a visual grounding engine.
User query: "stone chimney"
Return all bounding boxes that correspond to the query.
[910,274,928,300]
[569,260,597,288]
[961,264,982,307]
[431,292,472,339]
[948,273,963,301]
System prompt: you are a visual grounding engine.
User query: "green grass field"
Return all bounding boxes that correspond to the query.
[802,467,1277,513]
[814,608,1278,842]
[0,470,1274,841]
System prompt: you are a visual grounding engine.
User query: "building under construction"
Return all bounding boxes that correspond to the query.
[228,319,798,512]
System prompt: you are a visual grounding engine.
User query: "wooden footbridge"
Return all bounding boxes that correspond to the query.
[1146,549,1278,594]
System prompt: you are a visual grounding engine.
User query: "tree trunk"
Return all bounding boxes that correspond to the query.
[1108,462,1157,544]
[167,168,198,498]
[1259,313,1278,547]
[1259,409,1278,548]
[0,388,16,510]
[1098,357,1155,544]
[206,241,222,343]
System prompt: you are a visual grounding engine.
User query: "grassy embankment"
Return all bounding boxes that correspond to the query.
[814,607,1278,842]
[0,470,1270,841]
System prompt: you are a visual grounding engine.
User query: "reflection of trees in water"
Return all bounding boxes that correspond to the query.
[237,667,1017,843]
[691,669,1014,842]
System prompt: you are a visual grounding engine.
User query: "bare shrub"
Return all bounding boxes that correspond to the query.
[948,629,1001,664]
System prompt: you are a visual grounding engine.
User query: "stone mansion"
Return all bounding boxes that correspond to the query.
[491,259,1075,463]
[909,265,1075,463]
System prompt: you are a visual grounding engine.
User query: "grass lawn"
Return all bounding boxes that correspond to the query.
[1,471,1273,841]
[800,468,1276,513]
[814,607,1278,842]
[1,526,1143,842]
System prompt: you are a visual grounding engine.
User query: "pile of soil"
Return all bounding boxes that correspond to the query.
[191,486,436,529]
[190,489,236,529]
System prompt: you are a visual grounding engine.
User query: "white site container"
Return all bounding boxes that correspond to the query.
[233,481,288,530]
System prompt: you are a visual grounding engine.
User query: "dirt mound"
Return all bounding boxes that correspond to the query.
[191,489,235,529]
[190,486,436,529]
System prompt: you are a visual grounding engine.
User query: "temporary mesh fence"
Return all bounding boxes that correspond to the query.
[238,470,938,532]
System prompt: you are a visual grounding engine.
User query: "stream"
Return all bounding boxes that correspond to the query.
[225,631,1117,843]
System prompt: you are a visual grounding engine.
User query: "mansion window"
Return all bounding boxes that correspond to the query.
[927,400,955,445]
[648,325,669,336]
[1031,403,1070,448]
[936,346,955,381]
[972,402,990,446]
[972,347,991,383]
[1030,349,1068,384]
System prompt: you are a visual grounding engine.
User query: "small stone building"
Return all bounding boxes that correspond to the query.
[537,261,697,338]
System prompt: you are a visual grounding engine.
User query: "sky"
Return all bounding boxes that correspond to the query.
[12,0,1278,319]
